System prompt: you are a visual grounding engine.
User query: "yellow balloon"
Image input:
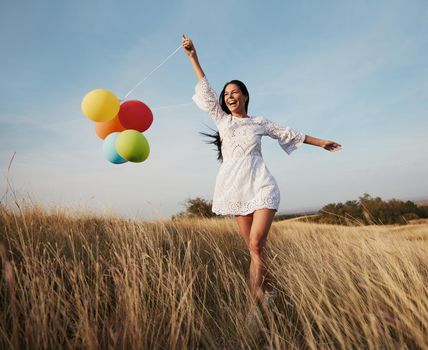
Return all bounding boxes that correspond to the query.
[115,130,150,163]
[81,89,120,122]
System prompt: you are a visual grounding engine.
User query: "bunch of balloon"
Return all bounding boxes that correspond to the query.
[81,89,153,164]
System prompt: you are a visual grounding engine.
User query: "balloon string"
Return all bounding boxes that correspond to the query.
[122,44,183,101]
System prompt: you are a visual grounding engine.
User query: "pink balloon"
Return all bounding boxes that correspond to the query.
[118,100,153,132]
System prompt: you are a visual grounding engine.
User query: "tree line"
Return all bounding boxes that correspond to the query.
[172,194,428,225]
[312,193,428,225]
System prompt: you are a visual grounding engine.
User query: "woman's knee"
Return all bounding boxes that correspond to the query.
[249,237,266,256]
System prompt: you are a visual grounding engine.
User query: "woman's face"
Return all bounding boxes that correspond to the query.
[224,83,248,115]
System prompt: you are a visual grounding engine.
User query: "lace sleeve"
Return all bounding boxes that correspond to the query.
[192,76,228,125]
[262,117,305,155]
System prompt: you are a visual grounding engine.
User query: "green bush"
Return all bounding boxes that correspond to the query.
[172,197,218,219]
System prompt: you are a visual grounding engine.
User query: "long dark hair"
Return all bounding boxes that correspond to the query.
[200,80,250,162]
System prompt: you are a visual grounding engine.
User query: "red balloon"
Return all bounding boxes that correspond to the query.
[118,100,153,132]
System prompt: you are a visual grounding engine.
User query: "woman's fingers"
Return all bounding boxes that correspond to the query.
[181,37,192,47]
[324,141,342,151]
[331,143,342,151]
[181,34,191,45]
[181,35,195,57]
[183,41,194,50]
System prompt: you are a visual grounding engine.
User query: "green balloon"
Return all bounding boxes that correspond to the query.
[115,130,150,163]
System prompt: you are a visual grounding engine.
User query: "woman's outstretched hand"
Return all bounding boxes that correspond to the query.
[322,140,342,152]
[182,34,197,58]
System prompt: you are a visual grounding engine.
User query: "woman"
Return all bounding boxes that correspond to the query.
[182,35,342,306]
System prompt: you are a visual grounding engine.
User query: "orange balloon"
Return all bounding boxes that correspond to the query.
[95,115,126,139]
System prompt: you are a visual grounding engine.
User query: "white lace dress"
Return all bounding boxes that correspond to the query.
[192,76,306,216]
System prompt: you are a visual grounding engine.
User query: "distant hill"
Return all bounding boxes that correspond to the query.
[414,199,428,206]
[277,206,320,216]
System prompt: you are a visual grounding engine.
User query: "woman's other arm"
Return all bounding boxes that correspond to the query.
[303,135,342,152]
[182,34,205,81]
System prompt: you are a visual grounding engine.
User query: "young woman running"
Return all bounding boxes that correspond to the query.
[182,35,342,306]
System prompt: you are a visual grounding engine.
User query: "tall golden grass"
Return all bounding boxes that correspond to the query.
[0,201,427,349]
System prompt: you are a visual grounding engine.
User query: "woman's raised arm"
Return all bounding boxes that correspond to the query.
[182,34,205,81]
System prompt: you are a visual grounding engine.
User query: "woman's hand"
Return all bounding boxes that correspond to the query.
[321,140,342,152]
[182,34,197,59]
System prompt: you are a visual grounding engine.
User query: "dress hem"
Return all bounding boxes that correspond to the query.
[212,206,278,216]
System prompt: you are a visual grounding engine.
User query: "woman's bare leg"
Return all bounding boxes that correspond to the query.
[248,209,276,300]
[235,213,253,248]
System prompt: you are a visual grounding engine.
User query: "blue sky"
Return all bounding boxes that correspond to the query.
[1,0,427,219]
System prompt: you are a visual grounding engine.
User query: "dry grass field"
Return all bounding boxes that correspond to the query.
[1,201,427,349]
